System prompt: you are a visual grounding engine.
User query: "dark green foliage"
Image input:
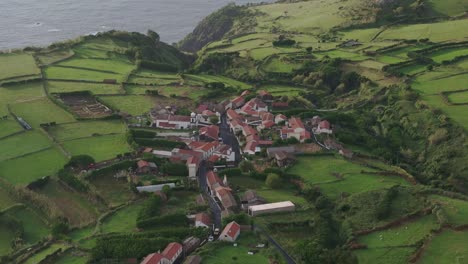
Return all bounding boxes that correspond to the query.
[376,185,399,220]
[88,160,136,179]
[273,39,296,47]
[222,213,250,226]
[161,163,188,176]
[239,160,254,173]
[133,138,185,149]
[57,169,88,192]
[26,176,50,190]
[196,52,239,74]
[137,213,189,229]
[130,129,157,139]
[140,60,179,73]
[65,155,95,169]
[219,168,242,177]
[52,218,70,237]
[137,196,162,222]
[249,171,267,181]
[265,173,282,189]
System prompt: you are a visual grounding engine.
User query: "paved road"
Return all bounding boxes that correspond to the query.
[219,114,241,163]
[197,161,222,228]
[254,225,297,264]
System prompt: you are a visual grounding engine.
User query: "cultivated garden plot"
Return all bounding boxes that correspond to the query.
[57,93,113,119]
[0,53,40,80]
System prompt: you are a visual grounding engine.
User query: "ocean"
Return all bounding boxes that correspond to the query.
[0,0,270,50]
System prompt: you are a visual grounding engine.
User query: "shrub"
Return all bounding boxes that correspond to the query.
[57,169,88,192]
[161,163,188,176]
[137,213,188,229]
[265,173,282,189]
[137,196,162,221]
[65,155,95,169]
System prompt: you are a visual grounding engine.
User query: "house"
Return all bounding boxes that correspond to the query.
[248,201,295,217]
[162,242,183,264]
[226,109,243,122]
[316,120,332,134]
[136,160,157,174]
[229,119,244,134]
[184,255,202,264]
[206,171,223,195]
[183,237,201,256]
[195,212,212,228]
[151,114,194,130]
[219,221,241,242]
[274,151,296,167]
[241,190,265,210]
[187,155,200,179]
[231,96,245,109]
[214,144,235,162]
[199,125,219,142]
[215,186,238,210]
[257,90,273,102]
[275,114,287,124]
[267,146,296,158]
[281,117,311,142]
[140,253,167,264]
[240,98,268,115]
[243,141,259,155]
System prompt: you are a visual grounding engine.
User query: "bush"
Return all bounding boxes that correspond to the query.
[137,196,162,221]
[65,155,95,169]
[130,130,157,139]
[161,163,188,176]
[137,213,189,229]
[57,169,88,192]
[134,138,185,149]
[265,173,282,189]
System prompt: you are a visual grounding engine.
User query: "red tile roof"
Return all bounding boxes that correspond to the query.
[227,109,242,120]
[162,242,182,260]
[158,122,177,129]
[200,125,219,140]
[319,120,331,129]
[231,96,245,106]
[207,155,220,163]
[221,221,240,239]
[143,148,153,153]
[195,212,212,226]
[207,171,222,187]
[141,253,166,264]
[258,90,271,97]
[244,141,258,153]
[289,117,305,130]
[137,160,149,168]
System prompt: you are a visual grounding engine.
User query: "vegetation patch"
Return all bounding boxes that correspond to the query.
[98,95,154,116]
[418,229,468,264]
[0,53,40,80]
[47,81,122,95]
[0,131,52,162]
[62,134,132,162]
[10,97,75,128]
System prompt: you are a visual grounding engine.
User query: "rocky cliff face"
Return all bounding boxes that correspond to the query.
[178,4,248,53]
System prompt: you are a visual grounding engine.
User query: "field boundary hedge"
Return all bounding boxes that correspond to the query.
[52,64,120,74]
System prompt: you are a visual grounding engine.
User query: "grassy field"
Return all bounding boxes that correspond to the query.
[126,85,208,100]
[0,53,40,80]
[100,201,143,234]
[10,98,75,128]
[184,74,250,90]
[354,247,416,264]
[429,195,468,226]
[0,81,45,116]
[89,172,135,207]
[37,180,100,227]
[0,224,16,256]
[0,120,23,138]
[62,134,132,162]
[98,95,155,116]
[0,131,52,161]
[412,72,468,94]
[398,63,427,75]
[57,57,135,75]
[202,232,272,264]
[0,185,17,211]
[48,120,127,141]
[0,147,68,185]
[45,66,123,82]
[428,0,468,16]
[263,56,301,73]
[257,84,306,97]
[37,49,74,65]
[129,69,182,85]
[47,81,123,95]
[358,215,438,247]
[418,230,468,264]
[447,90,468,104]
[53,249,89,264]
[429,47,468,63]
[23,243,71,264]
[7,206,50,244]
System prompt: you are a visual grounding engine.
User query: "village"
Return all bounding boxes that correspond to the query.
[127,89,353,264]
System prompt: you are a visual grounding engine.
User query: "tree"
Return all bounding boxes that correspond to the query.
[265,173,282,189]
[210,115,219,124]
[306,47,313,53]
[239,160,254,173]
[162,185,172,197]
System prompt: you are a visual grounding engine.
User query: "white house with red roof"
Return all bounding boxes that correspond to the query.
[162,242,183,264]
[280,117,311,142]
[187,156,200,179]
[230,96,245,109]
[219,221,241,242]
[275,114,288,124]
[151,114,194,130]
[195,212,212,228]
[315,120,333,134]
[140,253,167,264]
[199,125,219,142]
